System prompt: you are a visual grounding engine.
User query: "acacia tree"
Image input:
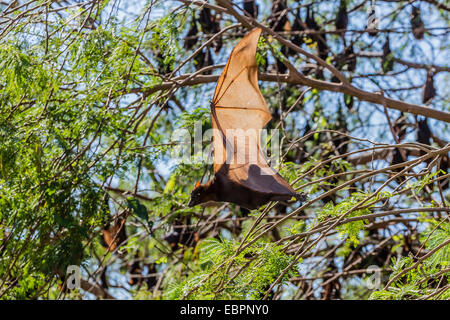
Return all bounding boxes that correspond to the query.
[0,0,448,300]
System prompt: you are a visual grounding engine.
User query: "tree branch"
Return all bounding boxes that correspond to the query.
[132,72,450,123]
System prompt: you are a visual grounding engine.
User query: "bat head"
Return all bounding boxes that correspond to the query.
[188,181,206,207]
[188,180,218,207]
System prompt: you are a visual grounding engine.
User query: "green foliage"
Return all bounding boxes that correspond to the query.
[127,197,149,223]
[0,0,448,301]
[318,192,377,247]
[164,239,296,300]
[370,221,450,300]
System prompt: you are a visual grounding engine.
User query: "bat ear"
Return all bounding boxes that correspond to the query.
[195,180,201,188]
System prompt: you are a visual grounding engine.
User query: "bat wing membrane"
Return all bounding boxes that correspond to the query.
[210,28,298,204]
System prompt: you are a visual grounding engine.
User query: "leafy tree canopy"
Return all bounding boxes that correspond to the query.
[0,0,448,300]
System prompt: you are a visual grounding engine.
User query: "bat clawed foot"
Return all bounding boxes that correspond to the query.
[294,192,308,203]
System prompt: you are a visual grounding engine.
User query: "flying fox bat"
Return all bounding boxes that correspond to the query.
[188,28,306,210]
[101,217,127,252]
[410,6,425,40]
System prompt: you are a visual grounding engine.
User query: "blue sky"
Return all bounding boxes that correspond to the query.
[74,0,448,299]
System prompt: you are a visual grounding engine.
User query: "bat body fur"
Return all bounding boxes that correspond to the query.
[189,164,306,210]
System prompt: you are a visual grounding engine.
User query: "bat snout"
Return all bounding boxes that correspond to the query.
[188,197,198,207]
